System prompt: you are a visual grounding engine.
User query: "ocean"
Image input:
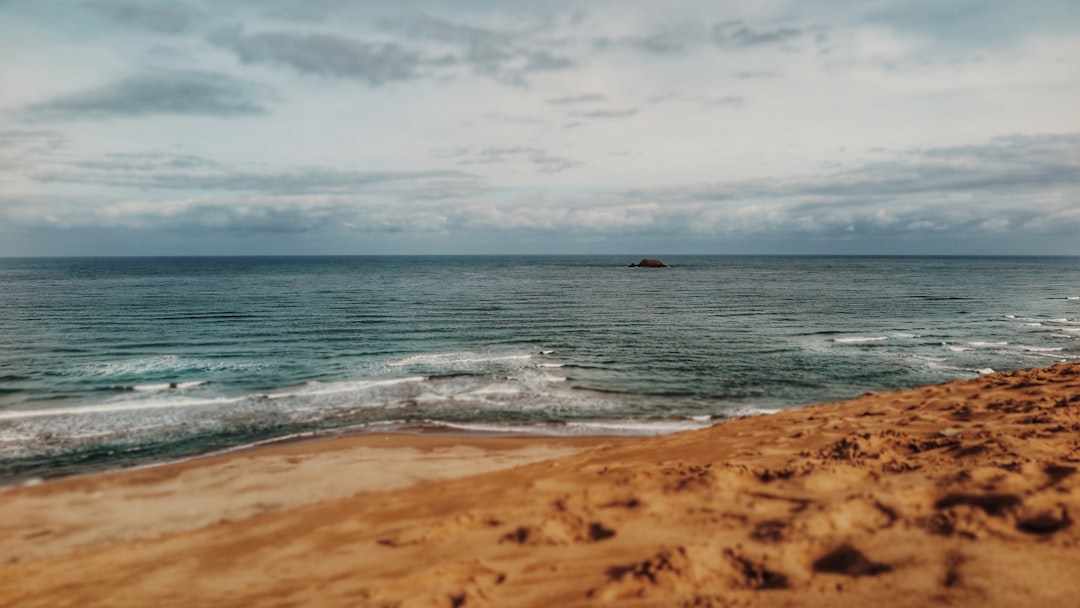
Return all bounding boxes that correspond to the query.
[1,256,1078,481]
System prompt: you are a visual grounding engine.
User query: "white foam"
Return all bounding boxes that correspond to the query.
[539,350,555,355]
[833,336,888,343]
[967,341,1008,347]
[132,381,206,391]
[1021,323,1043,327]
[1021,346,1064,352]
[891,333,917,338]
[387,352,532,367]
[79,356,259,378]
[536,363,565,368]
[1004,315,1016,319]
[977,368,996,375]
[0,396,240,421]
[1068,297,1079,300]
[565,420,714,435]
[270,376,425,399]
[459,386,523,398]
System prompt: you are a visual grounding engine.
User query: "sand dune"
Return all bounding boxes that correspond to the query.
[2,363,1079,607]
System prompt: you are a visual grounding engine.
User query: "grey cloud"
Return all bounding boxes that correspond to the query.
[27,70,267,119]
[0,129,66,151]
[73,152,222,172]
[546,93,606,105]
[392,15,576,84]
[397,14,514,48]
[34,162,475,195]
[647,92,745,108]
[713,21,803,48]
[429,147,470,159]
[212,17,575,87]
[617,133,1080,240]
[396,178,488,201]
[8,129,1076,252]
[456,146,583,174]
[178,201,348,234]
[571,108,637,118]
[213,30,421,85]
[596,32,692,54]
[0,130,67,173]
[87,0,197,33]
[733,70,777,79]
[485,112,545,125]
[593,22,710,55]
[522,50,574,71]
[642,134,1080,204]
[706,96,745,107]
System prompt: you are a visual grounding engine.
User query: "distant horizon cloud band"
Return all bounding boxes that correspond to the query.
[1,0,1078,256]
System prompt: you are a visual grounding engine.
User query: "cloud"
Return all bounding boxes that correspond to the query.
[454,146,582,174]
[26,70,268,118]
[484,112,546,125]
[87,0,197,33]
[7,131,1076,249]
[546,93,607,104]
[211,15,576,87]
[732,70,777,79]
[614,133,1080,241]
[570,108,637,118]
[33,163,475,195]
[212,29,422,85]
[396,15,576,84]
[595,29,700,55]
[712,21,804,48]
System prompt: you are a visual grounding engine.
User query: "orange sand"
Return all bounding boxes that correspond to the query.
[2,364,1079,607]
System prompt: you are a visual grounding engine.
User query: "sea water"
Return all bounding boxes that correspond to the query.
[1,256,1078,480]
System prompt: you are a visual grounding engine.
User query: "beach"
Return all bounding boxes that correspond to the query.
[2,363,1078,607]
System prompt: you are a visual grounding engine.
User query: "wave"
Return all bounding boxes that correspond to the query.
[132,381,207,392]
[266,376,426,399]
[74,356,263,379]
[832,336,888,343]
[386,352,534,367]
[967,341,1008,347]
[0,395,241,420]
[425,419,717,437]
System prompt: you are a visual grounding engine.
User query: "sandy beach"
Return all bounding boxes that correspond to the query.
[2,363,1078,607]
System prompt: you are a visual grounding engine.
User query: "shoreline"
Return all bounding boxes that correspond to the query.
[0,416,724,491]
[3,363,1079,606]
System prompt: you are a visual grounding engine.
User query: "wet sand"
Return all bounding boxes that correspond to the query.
[2,363,1079,607]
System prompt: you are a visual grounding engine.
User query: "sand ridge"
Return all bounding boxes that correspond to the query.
[1,364,1079,607]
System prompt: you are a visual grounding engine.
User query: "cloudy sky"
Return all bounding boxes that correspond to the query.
[1,0,1078,255]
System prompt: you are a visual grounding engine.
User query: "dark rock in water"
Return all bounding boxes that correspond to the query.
[628,258,667,268]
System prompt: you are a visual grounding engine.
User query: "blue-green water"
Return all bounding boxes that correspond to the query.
[1,256,1078,481]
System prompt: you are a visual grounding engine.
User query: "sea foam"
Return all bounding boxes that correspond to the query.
[833,336,888,343]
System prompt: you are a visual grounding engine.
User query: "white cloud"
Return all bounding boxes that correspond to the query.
[1,0,1078,254]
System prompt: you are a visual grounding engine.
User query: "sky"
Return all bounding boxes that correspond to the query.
[1,0,1078,256]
